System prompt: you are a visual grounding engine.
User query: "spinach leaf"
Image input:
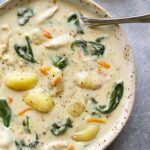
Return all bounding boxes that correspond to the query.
[88,98,102,117]
[68,13,84,34]
[17,8,34,26]
[15,134,39,150]
[14,36,36,63]
[0,99,11,127]
[96,82,124,114]
[52,56,68,69]
[71,37,105,56]
[28,134,39,148]
[23,116,31,134]
[95,37,105,43]
[90,97,98,104]
[71,40,89,54]
[15,140,25,150]
[51,117,72,136]
[88,41,105,56]
[87,82,124,116]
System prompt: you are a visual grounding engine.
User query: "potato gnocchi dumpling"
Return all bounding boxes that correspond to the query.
[23,91,54,113]
[74,71,101,90]
[5,73,38,91]
[67,102,85,117]
[72,125,99,141]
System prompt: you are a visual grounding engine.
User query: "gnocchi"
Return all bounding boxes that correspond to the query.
[74,71,101,90]
[67,102,85,117]
[72,125,99,141]
[23,91,54,113]
[5,73,38,91]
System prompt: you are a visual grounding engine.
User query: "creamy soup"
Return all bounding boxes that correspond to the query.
[0,0,128,150]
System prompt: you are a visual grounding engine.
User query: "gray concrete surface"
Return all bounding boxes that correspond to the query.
[0,0,150,150]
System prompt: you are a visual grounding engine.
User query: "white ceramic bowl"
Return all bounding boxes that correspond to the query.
[0,0,136,149]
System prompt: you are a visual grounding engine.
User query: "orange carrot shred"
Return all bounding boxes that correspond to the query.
[39,66,51,75]
[7,97,13,104]
[97,61,110,69]
[97,68,107,76]
[18,108,32,116]
[41,27,53,39]
[51,75,62,86]
[68,145,74,150]
[86,117,107,124]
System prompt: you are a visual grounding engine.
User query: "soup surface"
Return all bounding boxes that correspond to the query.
[0,0,129,150]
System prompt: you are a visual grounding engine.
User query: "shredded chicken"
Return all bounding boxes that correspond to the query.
[43,141,68,150]
[0,25,14,64]
[36,5,58,24]
[45,33,74,49]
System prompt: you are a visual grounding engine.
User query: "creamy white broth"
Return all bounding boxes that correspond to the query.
[0,0,128,150]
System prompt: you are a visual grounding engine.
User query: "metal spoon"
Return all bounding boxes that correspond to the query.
[82,13,150,26]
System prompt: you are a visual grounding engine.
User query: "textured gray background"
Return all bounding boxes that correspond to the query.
[0,0,150,150]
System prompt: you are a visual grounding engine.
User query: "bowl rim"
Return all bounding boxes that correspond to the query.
[0,0,136,149]
[80,0,136,149]
[81,0,136,149]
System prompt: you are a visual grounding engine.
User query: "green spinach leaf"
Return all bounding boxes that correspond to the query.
[90,97,98,104]
[23,116,31,134]
[71,37,105,56]
[95,37,105,43]
[88,98,102,117]
[88,41,105,56]
[68,13,84,34]
[71,40,89,54]
[96,82,124,114]
[15,134,39,150]
[52,56,68,69]
[51,117,72,136]
[14,36,36,63]
[0,99,11,127]
[28,134,39,148]
[17,8,34,26]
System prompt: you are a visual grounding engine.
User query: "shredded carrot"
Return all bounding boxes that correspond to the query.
[41,27,53,39]
[18,108,32,116]
[51,75,62,86]
[7,97,14,104]
[97,61,110,69]
[86,117,107,124]
[67,145,74,150]
[52,0,57,4]
[97,68,107,76]
[39,66,51,75]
